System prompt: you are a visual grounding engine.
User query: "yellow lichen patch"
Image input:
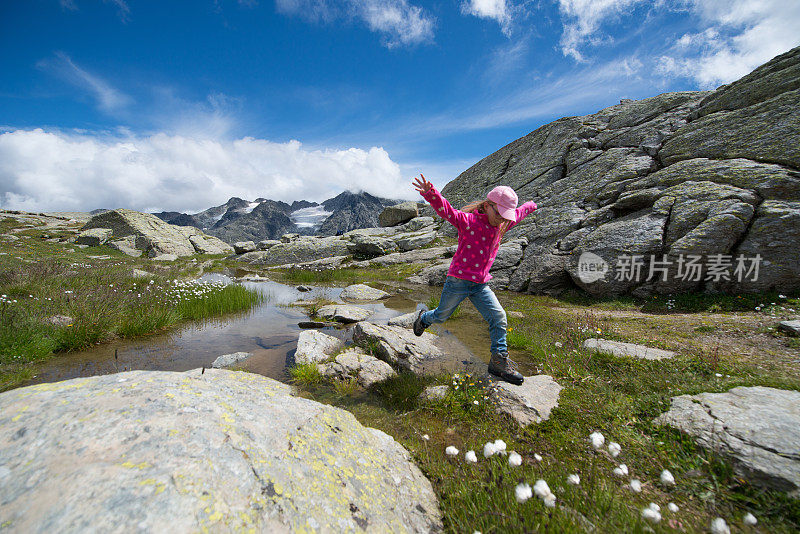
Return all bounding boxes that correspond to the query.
[11,405,29,422]
[139,478,167,495]
[120,461,151,470]
[164,392,175,399]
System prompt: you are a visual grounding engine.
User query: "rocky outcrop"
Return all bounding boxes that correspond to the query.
[81,209,233,258]
[353,322,443,375]
[0,369,442,532]
[655,386,800,494]
[236,220,445,267]
[438,45,800,297]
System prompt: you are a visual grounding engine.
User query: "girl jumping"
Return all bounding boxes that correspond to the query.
[412,174,537,385]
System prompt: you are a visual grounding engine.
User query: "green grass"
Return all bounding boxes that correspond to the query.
[289,363,322,387]
[555,287,799,314]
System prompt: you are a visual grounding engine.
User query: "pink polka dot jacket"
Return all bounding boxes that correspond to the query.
[421,185,537,283]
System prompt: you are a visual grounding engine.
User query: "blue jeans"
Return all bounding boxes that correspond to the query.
[420,276,508,354]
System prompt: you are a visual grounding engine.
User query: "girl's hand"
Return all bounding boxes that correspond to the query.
[413,174,432,194]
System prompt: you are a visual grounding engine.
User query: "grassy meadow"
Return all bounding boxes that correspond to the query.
[0,215,262,390]
[288,276,800,533]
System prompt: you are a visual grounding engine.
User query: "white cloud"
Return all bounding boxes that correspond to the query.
[0,129,412,213]
[557,0,645,61]
[461,0,511,35]
[38,52,131,113]
[657,0,800,88]
[275,0,434,47]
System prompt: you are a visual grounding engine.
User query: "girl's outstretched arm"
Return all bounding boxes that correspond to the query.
[413,174,468,229]
[508,200,538,230]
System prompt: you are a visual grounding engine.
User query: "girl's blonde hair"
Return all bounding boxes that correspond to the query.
[461,199,512,249]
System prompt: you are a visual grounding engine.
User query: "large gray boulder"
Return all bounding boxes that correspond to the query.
[379,201,419,227]
[350,234,399,257]
[0,369,443,532]
[81,209,233,258]
[654,386,800,494]
[396,231,437,252]
[74,228,112,246]
[438,45,800,297]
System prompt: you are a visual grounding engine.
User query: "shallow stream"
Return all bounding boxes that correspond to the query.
[26,273,494,387]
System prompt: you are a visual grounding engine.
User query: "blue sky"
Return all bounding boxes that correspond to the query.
[1,0,798,213]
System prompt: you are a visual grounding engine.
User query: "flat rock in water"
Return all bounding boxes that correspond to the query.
[387,311,418,327]
[340,284,390,301]
[0,369,443,532]
[654,386,800,494]
[583,338,675,360]
[298,320,339,329]
[492,375,563,426]
[295,329,343,364]
[316,304,372,323]
[211,351,252,368]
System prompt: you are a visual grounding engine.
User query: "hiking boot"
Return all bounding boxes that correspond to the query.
[488,352,524,385]
[413,310,427,337]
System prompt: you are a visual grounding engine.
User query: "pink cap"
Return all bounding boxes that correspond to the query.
[486,185,518,221]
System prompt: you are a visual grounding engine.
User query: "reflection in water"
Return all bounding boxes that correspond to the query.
[26,274,498,387]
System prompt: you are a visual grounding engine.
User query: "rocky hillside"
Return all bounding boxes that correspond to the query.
[440,45,800,297]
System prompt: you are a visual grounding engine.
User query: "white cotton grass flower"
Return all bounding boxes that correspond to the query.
[533,479,551,499]
[567,474,580,485]
[608,442,621,457]
[613,464,629,477]
[445,446,459,457]
[515,483,532,503]
[508,451,522,467]
[630,479,642,492]
[743,512,757,526]
[543,494,557,508]
[534,453,542,462]
[465,450,478,463]
[648,503,660,512]
[710,517,730,534]
[422,434,429,441]
[667,502,679,513]
[589,431,605,449]
[493,439,507,455]
[483,442,497,458]
[660,469,675,486]
[641,506,662,523]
